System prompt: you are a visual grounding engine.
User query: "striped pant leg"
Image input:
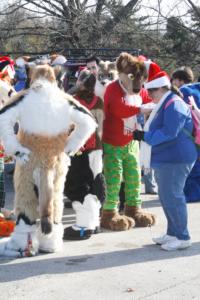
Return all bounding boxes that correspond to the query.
[103,143,123,210]
[123,141,141,207]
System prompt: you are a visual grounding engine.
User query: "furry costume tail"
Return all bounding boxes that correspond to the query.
[37,167,55,234]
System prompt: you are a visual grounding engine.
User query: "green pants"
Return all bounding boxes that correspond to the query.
[103,141,141,210]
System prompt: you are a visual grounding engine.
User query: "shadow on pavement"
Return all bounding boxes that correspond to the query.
[0,241,200,283]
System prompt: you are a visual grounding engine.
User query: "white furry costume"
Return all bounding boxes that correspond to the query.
[0,65,96,257]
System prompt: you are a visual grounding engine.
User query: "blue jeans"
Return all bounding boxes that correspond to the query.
[143,168,157,193]
[154,163,194,240]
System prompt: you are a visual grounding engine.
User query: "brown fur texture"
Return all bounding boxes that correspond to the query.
[18,130,69,165]
[116,52,146,75]
[30,64,56,85]
[101,210,135,231]
[124,205,156,227]
[91,103,104,148]
[14,131,69,230]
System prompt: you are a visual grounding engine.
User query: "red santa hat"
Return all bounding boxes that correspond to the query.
[144,67,171,90]
[145,61,161,79]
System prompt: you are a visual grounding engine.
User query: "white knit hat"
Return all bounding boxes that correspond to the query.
[51,55,67,66]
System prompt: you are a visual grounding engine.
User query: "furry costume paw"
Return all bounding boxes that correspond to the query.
[124,205,156,227]
[63,194,101,240]
[38,223,64,253]
[63,225,93,240]
[0,219,38,257]
[100,210,135,231]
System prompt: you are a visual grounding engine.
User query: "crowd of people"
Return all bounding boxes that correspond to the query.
[0,52,200,253]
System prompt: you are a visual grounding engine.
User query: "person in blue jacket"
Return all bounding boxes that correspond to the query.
[133,69,197,251]
[14,66,27,92]
[171,67,200,203]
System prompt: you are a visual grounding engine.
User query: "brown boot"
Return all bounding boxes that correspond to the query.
[101,209,135,231]
[124,205,156,227]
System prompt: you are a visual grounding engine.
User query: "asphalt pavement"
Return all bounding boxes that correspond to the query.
[0,164,200,300]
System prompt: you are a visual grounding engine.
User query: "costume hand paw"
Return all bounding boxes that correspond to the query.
[14,146,30,165]
[64,140,80,157]
[133,130,145,141]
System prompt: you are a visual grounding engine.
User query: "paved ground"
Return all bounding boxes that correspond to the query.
[0,165,200,300]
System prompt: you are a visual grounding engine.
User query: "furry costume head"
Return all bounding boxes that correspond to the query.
[97,61,118,86]
[78,69,96,91]
[95,60,118,99]
[30,64,56,85]
[75,69,96,102]
[0,56,16,107]
[0,80,15,108]
[116,52,147,94]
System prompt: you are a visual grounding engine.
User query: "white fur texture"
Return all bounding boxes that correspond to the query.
[37,223,64,253]
[88,150,103,178]
[123,94,142,134]
[72,194,101,230]
[64,106,97,156]
[0,79,97,156]
[94,79,108,99]
[0,219,38,257]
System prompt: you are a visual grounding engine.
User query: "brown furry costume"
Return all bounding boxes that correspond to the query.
[0,65,97,256]
[101,52,156,231]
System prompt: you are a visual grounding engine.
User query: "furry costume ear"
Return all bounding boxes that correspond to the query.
[98,61,116,71]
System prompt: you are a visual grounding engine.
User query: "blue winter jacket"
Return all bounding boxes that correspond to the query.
[144,91,197,166]
[180,83,200,108]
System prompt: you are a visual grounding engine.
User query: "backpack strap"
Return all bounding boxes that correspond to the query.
[164,99,175,110]
[163,96,200,148]
[164,97,181,110]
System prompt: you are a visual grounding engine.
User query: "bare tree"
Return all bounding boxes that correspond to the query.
[0,0,141,54]
[0,0,200,75]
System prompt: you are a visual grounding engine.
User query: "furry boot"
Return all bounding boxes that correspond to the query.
[63,194,101,240]
[38,223,64,253]
[124,205,156,227]
[0,218,38,257]
[100,210,135,231]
